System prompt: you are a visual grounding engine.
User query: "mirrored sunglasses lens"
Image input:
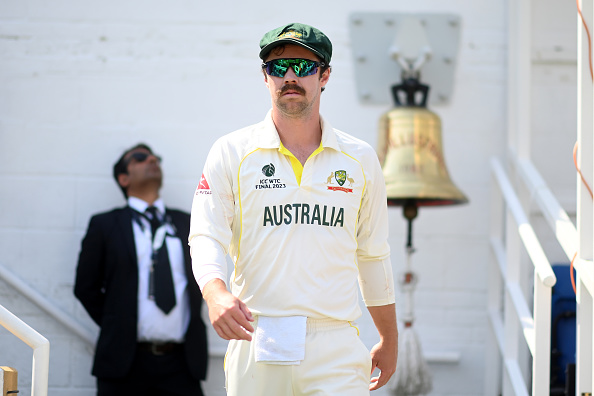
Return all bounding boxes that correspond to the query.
[269,60,288,77]
[293,60,317,77]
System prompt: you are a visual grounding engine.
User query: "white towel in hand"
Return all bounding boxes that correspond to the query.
[254,316,307,365]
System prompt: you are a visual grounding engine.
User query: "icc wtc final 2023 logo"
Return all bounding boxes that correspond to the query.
[262,163,275,177]
[256,163,286,190]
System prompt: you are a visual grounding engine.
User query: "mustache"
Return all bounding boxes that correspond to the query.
[278,85,306,96]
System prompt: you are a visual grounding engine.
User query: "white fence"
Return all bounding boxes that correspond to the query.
[0,303,50,396]
[487,151,594,395]
[486,156,557,396]
[492,0,594,393]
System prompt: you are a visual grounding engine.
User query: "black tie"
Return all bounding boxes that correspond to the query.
[145,206,176,314]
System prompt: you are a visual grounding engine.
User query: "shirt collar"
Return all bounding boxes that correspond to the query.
[257,109,341,152]
[128,196,165,215]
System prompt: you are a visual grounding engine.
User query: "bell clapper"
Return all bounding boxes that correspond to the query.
[401,200,418,328]
[403,200,418,251]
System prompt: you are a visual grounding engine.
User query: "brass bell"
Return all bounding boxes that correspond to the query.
[377,78,468,209]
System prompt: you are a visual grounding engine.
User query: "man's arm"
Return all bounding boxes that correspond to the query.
[367,303,398,391]
[201,279,254,341]
[74,216,106,326]
[354,151,398,390]
[189,235,254,341]
[189,137,247,341]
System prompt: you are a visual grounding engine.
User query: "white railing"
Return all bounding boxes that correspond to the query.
[0,303,50,396]
[514,157,578,260]
[487,157,557,396]
[516,154,594,394]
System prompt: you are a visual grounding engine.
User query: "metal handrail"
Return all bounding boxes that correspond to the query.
[489,156,557,396]
[491,158,557,287]
[514,157,594,297]
[0,303,49,396]
[507,282,536,354]
[490,236,536,353]
[515,157,578,261]
[505,359,530,396]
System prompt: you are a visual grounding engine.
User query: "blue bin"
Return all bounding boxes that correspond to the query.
[550,264,576,387]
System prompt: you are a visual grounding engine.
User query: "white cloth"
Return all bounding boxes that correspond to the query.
[254,316,307,365]
[129,197,190,342]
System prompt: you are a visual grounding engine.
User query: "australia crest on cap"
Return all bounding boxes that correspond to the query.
[278,30,303,40]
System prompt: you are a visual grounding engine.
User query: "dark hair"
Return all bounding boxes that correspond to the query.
[262,45,331,92]
[113,143,154,198]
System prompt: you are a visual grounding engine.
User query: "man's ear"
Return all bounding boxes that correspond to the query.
[320,67,331,87]
[117,173,130,189]
[263,72,269,87]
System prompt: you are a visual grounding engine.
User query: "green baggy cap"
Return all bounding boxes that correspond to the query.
[259,23,332,64]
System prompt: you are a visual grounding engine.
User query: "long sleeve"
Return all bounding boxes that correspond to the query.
[74,215,107,326]
[189,138,236,291]
[356,153,395,307]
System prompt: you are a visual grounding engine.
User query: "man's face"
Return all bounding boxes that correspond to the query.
[119,148,162,192]
[263,44,330,117]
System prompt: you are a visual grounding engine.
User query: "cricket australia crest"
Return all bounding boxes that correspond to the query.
[326,170,354,193]
[334,170,347,186]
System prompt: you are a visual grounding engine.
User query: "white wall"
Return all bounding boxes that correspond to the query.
[530,0,578,266]
[0,0,576,395]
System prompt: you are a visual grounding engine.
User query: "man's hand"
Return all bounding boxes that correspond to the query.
[369,339,398,390]
[202,279,254,341]
[367,304,398,390]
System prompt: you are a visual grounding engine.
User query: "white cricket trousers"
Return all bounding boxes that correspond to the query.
[224,317,372,396]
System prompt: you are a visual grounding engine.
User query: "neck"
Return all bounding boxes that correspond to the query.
[272,108,322,164]
[128,188,160,206]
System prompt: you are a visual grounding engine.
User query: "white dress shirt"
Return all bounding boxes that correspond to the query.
[129,196,190,342]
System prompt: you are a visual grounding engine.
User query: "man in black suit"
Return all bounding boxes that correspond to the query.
[74,143,208,396]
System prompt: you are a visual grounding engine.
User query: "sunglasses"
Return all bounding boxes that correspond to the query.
[125,152,161,165]
[262,58,325,78]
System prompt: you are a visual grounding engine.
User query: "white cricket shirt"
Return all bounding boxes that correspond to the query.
[189,111,395,321]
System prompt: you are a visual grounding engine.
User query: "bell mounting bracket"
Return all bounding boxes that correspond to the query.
[349,12,461,106]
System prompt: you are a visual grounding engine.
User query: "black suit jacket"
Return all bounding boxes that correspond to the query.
[74,206,208,380]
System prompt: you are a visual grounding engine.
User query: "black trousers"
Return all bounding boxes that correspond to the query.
[97,344,204,396]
